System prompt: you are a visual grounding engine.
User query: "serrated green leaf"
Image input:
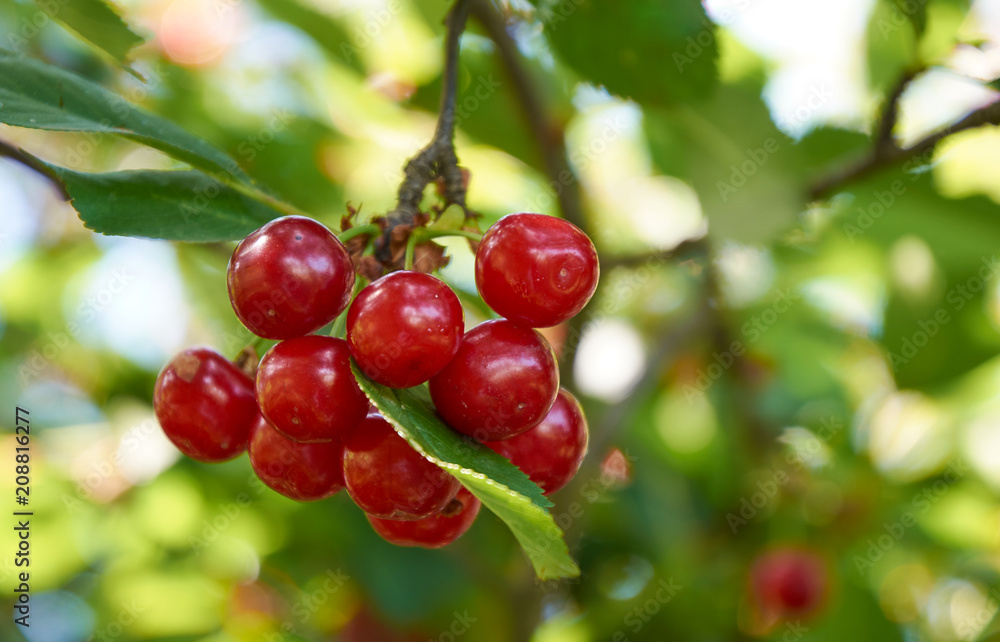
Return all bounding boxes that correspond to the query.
[351,364,580,581]
[48,165,281,242]
[33,0,144,64]
[0,50,248,182]
[545,0,717,106]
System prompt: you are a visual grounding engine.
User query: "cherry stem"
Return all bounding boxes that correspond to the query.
[375,0,473,263]
[417,228,482,242]
[337,223,380,243]
[404,233,418,271]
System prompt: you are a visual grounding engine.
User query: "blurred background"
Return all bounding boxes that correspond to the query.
[3,0,1000,639]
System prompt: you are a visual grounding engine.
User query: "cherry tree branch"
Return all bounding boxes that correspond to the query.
[810,95,1000,200]
[374,0,474,263]
[470,0,585,231]
[873,67,922,152]
[599,238,705,270]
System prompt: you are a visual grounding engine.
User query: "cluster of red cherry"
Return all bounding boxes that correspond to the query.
[153,212,599,548]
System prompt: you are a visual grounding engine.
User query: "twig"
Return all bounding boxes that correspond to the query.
[873,67,922,153]
[0,139,70,200]
[471,1,585,231]
[374,0,473,263]
[810,97,1000,199]
[600,238,705,270]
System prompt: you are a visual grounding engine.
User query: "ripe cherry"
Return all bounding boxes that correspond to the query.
[256,335,369,443]
[367,487,481,548]
[475,213,599,328]
[248,415,346,502]
[429,319,559,441]
[342,413,460,520]
[750,547,828,618]
[347,271,464,388]
[485,388,588,495]
[153,347,256,463]
[227,216,354,340]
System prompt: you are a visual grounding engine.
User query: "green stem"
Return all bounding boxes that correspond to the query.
[337,224,380,243]
[417,228,482,242]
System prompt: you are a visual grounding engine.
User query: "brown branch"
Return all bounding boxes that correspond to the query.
[874,67,923,153]
[0,139,70,200]
[470,0,585,232]
[600,238,705,270]
[374,0,473,264]
[810,97,1000,199]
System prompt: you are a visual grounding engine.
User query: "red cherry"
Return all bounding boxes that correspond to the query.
[367,487,481,548]
[248,414,346,501]
[475,213,599,328]
[227,216,355,340]
[750,548,828,617]
[342,414,460,520]
[153,347,255,463]
[485,388,588,495]
[429,319,559,441]
[255,336,369,443]
[347,271,464,388]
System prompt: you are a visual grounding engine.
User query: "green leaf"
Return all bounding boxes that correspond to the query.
[351,364,580,581]
[646,81,807,244]
[545,0,717,106]
[32,0,144,65]
[48,165,281,242]
[0,50,249,182]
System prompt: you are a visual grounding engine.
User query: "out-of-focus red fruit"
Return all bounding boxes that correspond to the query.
[600,447,632,488]
[750,547,828,619]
